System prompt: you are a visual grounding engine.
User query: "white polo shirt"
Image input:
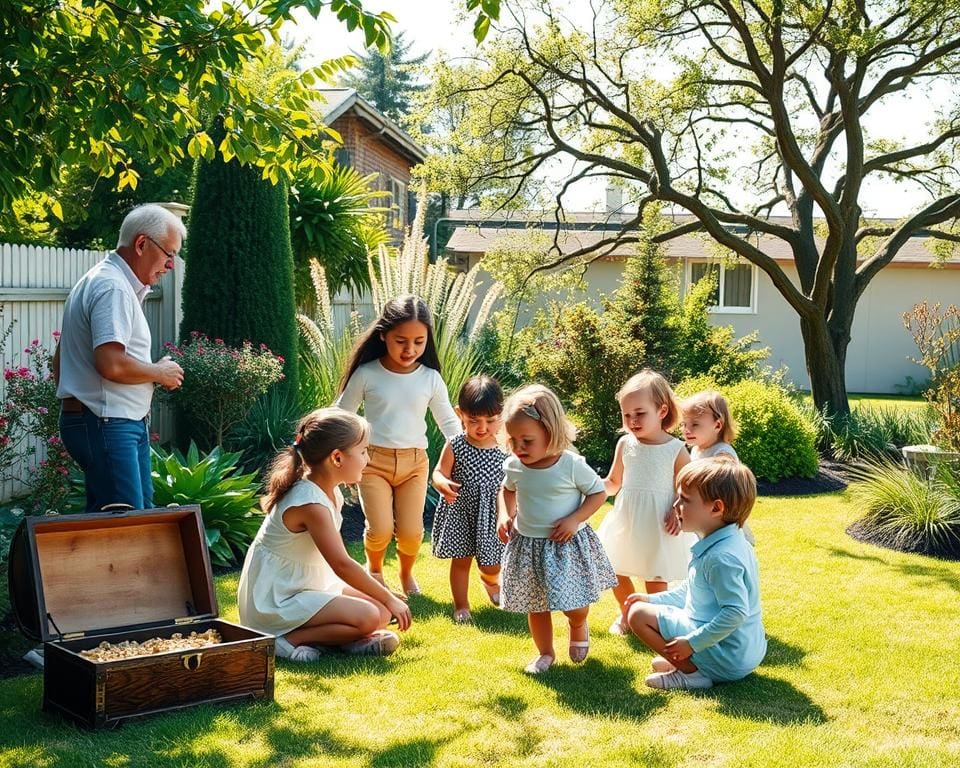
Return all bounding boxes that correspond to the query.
[57,252,154,419]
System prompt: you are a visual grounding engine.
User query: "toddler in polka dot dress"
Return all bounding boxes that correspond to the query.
[432,376,509,624]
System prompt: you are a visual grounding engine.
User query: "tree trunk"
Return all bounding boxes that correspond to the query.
[800,316,851,417]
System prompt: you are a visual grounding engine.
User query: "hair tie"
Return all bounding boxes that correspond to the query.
[292,433,302,448]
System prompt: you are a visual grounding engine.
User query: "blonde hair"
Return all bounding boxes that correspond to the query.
[681,390,737,444]
[502,384,576,456]
[263,408,370,511]
[677,456,757,527]
[617,369,680,431]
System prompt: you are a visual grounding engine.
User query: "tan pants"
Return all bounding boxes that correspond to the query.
[358,446,429,557]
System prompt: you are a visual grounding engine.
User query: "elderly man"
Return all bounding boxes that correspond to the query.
[54,204,186,512]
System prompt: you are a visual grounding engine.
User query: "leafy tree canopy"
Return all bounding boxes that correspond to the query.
[414,0,960,415]
[0,0,395,212]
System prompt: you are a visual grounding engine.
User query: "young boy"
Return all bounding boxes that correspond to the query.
[624,456,766,690]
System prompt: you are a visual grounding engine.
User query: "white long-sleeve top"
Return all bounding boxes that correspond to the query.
[334,360,461,449]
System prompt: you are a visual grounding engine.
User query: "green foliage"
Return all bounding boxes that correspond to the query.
[226,386,302,476]
[162,333,285,449]
[818,405,935,462]
[672,273,769,385]
[289,165,391,303]
[51,158,194,249]
[151,442,264,567]
[181,117,299,397]
[340,31,429,121]
[849,460,960,558]
[0,0,395,209]
[677,377,820,482]
[526,302,640,469]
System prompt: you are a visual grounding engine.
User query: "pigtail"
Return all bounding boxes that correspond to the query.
[263,447,304,512]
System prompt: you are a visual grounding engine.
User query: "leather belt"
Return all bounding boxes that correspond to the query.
[60,396,86,413]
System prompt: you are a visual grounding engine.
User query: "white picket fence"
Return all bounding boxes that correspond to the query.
[0,242,184,503]
[0,242,380,503]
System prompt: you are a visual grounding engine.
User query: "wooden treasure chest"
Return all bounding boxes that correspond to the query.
[7,505,275,729]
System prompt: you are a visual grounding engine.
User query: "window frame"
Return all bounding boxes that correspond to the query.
[685,259,758,315]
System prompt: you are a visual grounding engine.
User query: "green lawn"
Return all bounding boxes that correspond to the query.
[798,392,929,412]
[2,494,959,768]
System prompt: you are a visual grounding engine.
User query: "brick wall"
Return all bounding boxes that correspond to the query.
[331,113,416,242]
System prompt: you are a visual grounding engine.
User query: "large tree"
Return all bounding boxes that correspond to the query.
[340,30,429,121]
[415,0,960,416]
[0,0,395,211]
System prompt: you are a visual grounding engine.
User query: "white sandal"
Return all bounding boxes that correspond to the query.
[523,654,555,675]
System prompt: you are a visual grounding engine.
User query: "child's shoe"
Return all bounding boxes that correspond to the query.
[523,654,555,675]
[453,609,473,624]
[342,630,400,656]
[480,574,501,607]
[644,669,713,690]
[569,625,590,663]
[275,635,323,662]
[650,655,676,673]
[608,616,628,635]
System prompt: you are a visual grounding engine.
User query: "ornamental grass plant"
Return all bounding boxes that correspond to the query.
[849,459,960,559]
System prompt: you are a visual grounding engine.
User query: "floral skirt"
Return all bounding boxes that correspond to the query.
[501,526,618,613]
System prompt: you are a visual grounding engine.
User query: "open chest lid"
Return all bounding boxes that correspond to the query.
[7,506,219,643]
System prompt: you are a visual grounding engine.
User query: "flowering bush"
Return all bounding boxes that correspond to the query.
[1,330,76,512]
[163,332,285,447]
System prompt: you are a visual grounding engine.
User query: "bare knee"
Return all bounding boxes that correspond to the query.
[626,601,658,635]
[356,603,381,636]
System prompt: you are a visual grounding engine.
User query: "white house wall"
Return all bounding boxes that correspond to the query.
[465,252,953,394]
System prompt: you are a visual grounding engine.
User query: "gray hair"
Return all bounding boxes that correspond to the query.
[117,204,187,249]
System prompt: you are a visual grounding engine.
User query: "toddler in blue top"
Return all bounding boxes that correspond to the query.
[625,456,766,690]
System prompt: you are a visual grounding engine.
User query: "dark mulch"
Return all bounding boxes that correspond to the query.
[846,519,960,561]
[757,460,849,497]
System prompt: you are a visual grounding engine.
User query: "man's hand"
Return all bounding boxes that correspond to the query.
[155,356,184,390]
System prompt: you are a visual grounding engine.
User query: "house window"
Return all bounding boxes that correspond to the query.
[380,176,407,229]
[688,260,756,313]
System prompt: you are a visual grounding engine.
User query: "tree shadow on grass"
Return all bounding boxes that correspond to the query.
[470,606,532,636]
[825,545,960,594]
[701,672,827,725]
[531,657,668,722]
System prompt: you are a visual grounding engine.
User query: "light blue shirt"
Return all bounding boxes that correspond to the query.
[649,523,766,680]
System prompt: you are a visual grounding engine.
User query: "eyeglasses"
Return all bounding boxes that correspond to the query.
[145,235,179,262]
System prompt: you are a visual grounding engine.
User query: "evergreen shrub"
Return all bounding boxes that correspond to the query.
[676,377,819,481]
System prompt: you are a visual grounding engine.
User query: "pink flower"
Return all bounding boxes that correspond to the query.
[47,435,60,445]
[214,338,224,344]
[58,466,69,476]
[3,370,13,381]
[150,432,160,443]
[277,356,285,364]
[31,338,39,346]
[52,330,61,339]
[38,406,48,415]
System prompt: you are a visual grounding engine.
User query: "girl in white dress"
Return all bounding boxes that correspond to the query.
[597,370,693,635]
[237,408,412,661]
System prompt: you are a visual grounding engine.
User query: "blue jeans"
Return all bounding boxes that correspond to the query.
[60,409,153,513]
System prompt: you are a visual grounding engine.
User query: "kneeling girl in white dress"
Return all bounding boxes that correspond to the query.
[237,408,412,661]
[497,384,617,675]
